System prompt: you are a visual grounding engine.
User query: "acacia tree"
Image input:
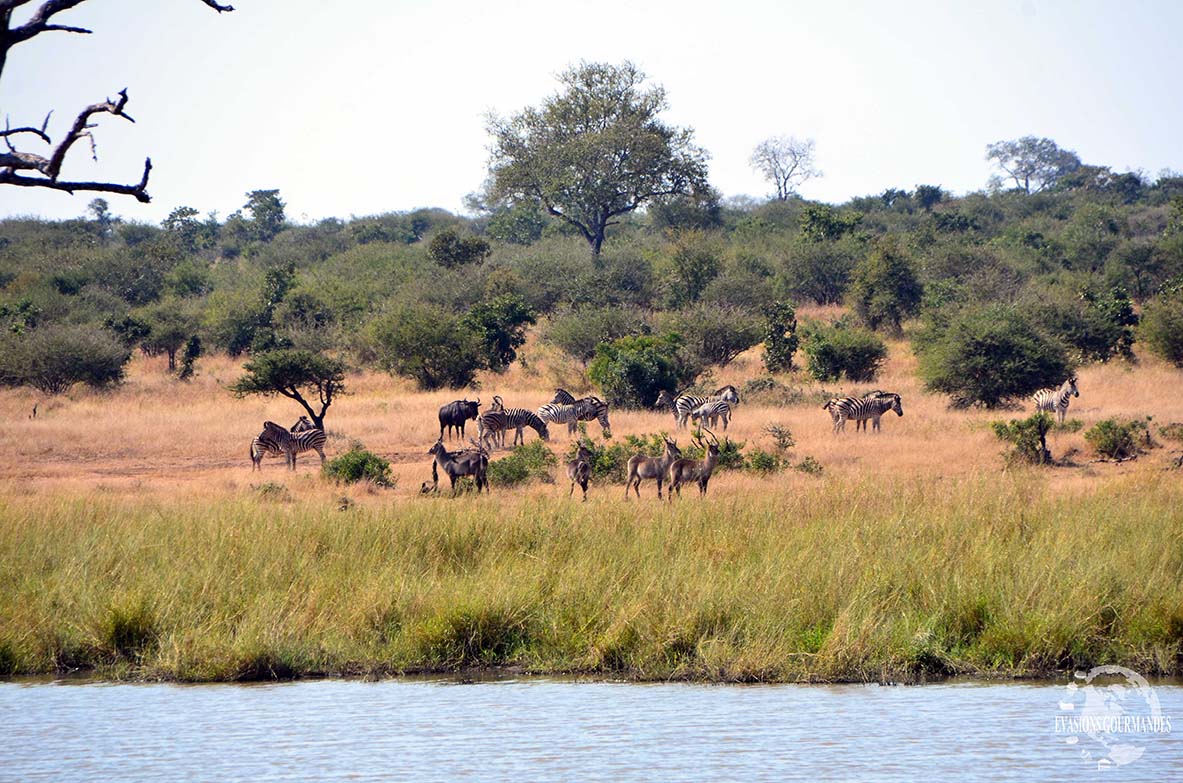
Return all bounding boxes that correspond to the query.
[0,1,233,201]
[230,350,346,430]
[749,136,820,200]
[486,61,709,262]
[985,136,1081,194]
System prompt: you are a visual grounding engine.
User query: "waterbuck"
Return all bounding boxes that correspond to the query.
[624,436,682,500]
[428,439,489,495]
[567,444,594,501]
[668,428,721,500]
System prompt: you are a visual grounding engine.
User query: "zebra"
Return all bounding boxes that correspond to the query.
[250,420,327,470]
[690,399,732,431]
[828,394,903,434]
[479,408,550,450]
[669,385,740,429]
[249,416,318,469]
[550,389,612,437]
[291,415,315,432]
[1033,376,1079,423]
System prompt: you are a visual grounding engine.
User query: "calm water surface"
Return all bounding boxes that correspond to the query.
[2,677,1180,782]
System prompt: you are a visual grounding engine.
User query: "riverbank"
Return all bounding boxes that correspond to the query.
[3,472,1180,683]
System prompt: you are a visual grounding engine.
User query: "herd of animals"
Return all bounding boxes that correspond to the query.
[246,375,1083,500]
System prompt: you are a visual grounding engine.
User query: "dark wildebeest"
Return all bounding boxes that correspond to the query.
[428,439,489,495]
[438,398,481,440]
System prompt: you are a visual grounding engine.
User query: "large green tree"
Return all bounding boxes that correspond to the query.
[486,61,709,261]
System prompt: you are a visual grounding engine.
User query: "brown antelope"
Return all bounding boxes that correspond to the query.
[668,428,721,500]
[567,444,594,501]
[624,436,681,500]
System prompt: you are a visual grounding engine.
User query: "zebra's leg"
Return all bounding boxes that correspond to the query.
[316,446,326,465]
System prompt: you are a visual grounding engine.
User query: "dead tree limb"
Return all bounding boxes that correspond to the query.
[0,1,233,202]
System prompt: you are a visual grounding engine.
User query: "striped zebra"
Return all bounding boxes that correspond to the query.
[664,385,740,429]
[1033,376,1079,423]
[827,393,903,434]
[250,420,326,470]
[547,389,611,437]
[690,399,732,430]
[478,408,550,450]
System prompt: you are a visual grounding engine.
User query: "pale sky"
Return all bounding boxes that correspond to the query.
[1,0,1180,224]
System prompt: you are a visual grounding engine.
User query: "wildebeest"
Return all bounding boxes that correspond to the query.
[428,439,489,495]
[438,398,481,440]
[567,444,594,501]
[624,436,682,500]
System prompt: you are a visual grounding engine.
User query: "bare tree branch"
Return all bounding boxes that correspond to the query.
[0,1,232,202]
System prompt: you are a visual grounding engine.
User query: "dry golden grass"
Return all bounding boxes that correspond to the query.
[2,335,1181,502]
[2,336,1182,682]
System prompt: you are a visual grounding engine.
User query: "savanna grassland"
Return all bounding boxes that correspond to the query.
[2,329,1181,683]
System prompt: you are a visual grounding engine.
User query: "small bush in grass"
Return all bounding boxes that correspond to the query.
[323,446,395,487]
[488,441,557,487]
[763,424,795,453]
[1054,418,1084,433]
[1159,422,1183,444]
[991,412,1053,465]
[746,448,786,474]
[794,456,824,475]
[1085,418,1149,460]
[252,482,293,502]
[801,320,887,382]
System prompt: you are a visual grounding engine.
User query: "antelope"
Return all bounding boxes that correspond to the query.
[428,439,489,495]
[567,444,594,501]
[624,436,682,500]
[668,428,721,500]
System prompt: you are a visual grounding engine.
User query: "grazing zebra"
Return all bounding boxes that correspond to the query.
[1033,376,1079,423]
[250,420,327,470]
[828,394,903,434]
[690,399,732,431]
[670,385,740,429]
[479,408,550,450]
[550,389,612,437]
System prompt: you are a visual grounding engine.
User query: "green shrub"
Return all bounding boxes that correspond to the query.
[801,320,887,382]
[794,456,824,475]
[916,305,1073,408]
[761,301,799,372]
[488,441,557,487]
[323,446,395,487]
[252,482,293,502]
[1139,290,1183,366]
[763,424,796,453]
[0,324,131,394]
[991,412,1054,465]
[1159,422,1183,444]
[849,238,922,333]
[740,377,807,407]
[660,303,763,369]
[364,304,486,390]
[544,306,649,365]
[746,448,786,474]
[1085,418,1149,460]
[588,333,692,408]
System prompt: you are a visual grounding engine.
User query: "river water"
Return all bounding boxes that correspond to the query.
[2,677,1180,781]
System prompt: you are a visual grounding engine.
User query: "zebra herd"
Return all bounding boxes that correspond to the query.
[248,374,1085,496]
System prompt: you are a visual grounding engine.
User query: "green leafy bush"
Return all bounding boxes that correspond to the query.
[916,305,1073,408]
[849,238,922,333]
[991,412,1054,465]
[1084,418,1149,460]
[746,449,786,474]
[761,301,799,372]
[488,441,557,487]
[323,446,395,487]
[364,304,485,390]
[1139,290,1183,366]
[588,333,692,408]
[544,306,649,365]
[0,325,131,394]
[801,320,887,382]
[794,456,824,475]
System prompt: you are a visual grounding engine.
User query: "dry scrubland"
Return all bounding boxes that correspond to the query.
[1,324,1182,682]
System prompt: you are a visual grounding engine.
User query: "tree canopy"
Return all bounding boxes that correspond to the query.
[486,60,709,261]
[230,349,346,429]
[986,136,1081,194]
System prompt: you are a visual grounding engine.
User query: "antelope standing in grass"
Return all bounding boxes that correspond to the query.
[428,439,489,495]
[624,436,681,500]
[567,444,594,501]
[668,428,721,500]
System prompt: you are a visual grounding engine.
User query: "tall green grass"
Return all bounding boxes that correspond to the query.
[1,473,1180,682]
